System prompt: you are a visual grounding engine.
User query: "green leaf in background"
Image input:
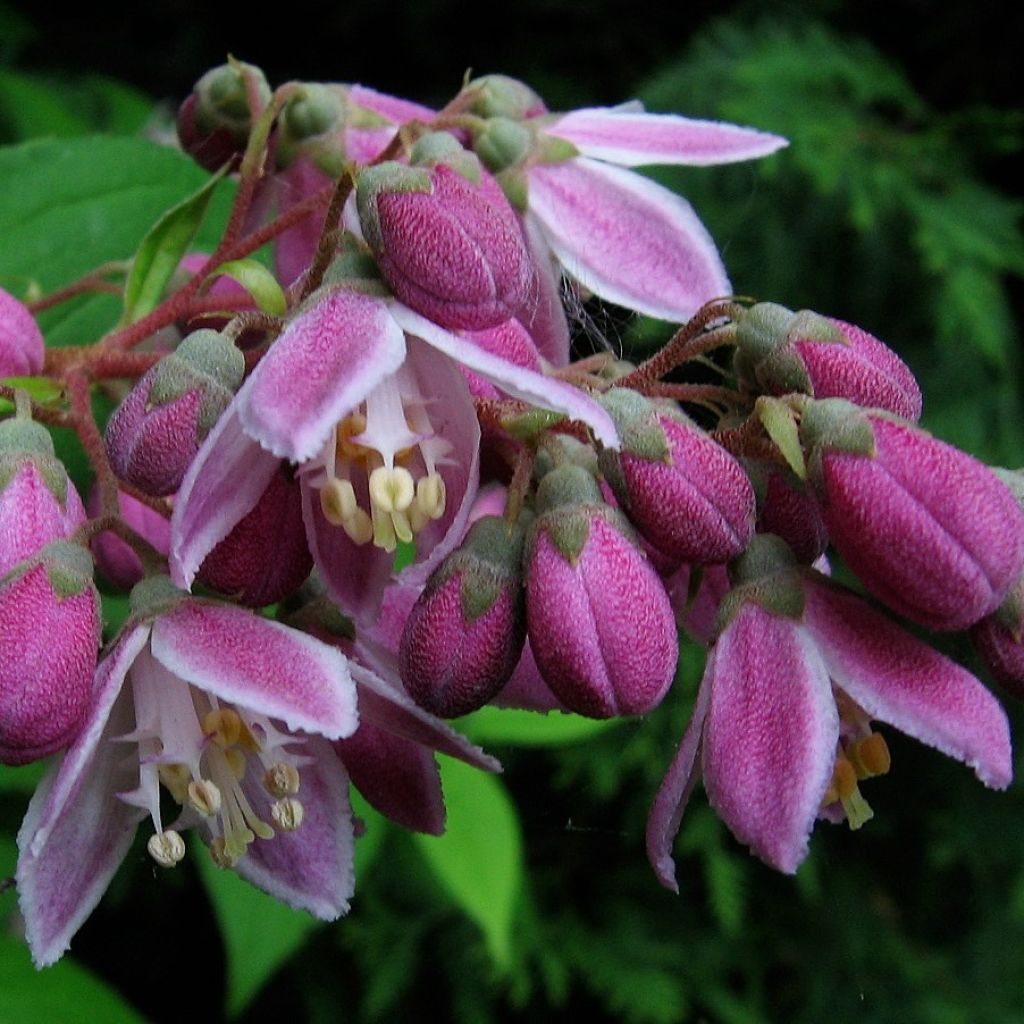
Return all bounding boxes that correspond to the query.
[121,167,224,324]
[459,706,621,746]
[0,375,62,415]
[0,136,236,347]
[195,846,323,1019]
[351,789,388,878]
[0,759,45,794]
[204,257,287,316]
[0,934,146,1024]
[413,758,523,970]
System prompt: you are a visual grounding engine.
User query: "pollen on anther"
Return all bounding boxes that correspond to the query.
[203,708,243,747]
[148,829,186,868]
[264,762,300,798]
[271,797,305,832]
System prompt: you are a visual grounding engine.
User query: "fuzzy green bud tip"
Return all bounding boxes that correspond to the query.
[174,330,245,392]
[535,464,603,515]
[0,417,55,457]
[129,574,187,620]
[472,117,533,174]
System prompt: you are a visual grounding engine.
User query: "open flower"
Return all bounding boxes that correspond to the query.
[16,581,358,967]
[171,287,617,621]
[646,541,1012,886]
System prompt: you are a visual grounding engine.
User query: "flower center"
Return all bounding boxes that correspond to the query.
[311,365,452,552]
[122,649,308,870]
[821,728,891,830]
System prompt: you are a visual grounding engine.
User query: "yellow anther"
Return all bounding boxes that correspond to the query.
[371,505,398,553]
[203,708,243,748]
[158,763,191,804]
[848,733,891,779]
[209,836,237,869]
[264,762,300,798]
[320,478,359,526]
[829,755,858,802]
[335,413,369,460]
[841,787,874,831]
[148,829,186,868]
[369,465,415,514]
[187,779,222,817]
[416,473,446,521]
[343,507,374,545]
[271,797,305,832]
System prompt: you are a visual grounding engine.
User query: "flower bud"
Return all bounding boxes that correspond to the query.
[86,486,170,591]
[0,541,101,765]
[462,75,548,120]
[0,417,86,577]
[802,399,1024,630]
[356,158,532,330]
[0,287,44,377]
[461,319,544,400]
[276,83,348,175]
[105,330,245,496]
[177,61,271,173]
[195,465,312,606]
[746,460,828,564]
[400,516,527,718]
[734,303,922,421]
[972,575,1024,700]
[524,465,678,718]
[598,388,755,564]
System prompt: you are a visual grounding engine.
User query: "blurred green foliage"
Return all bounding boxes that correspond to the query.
[1,6,1022,1024]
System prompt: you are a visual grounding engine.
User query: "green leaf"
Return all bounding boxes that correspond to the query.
[0,934,147,1023]
[413,758,523,970]
[0,68,90,140]
[203,257,286,316]
[459,706,622,746]
[0,759,45,793]
[351,789,388,877]
[196,849,323,1018]
[0,136,236,347]
[122,168,225,324]
[0,375,63,415]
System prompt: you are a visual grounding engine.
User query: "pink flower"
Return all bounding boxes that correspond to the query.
[647,547,1012,886]
[16,582,358,967]
[0,286,44,377]
[170,288,617,622]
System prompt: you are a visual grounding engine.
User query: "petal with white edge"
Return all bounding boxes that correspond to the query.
[390,303,620,449]
[17,624,151,967]
[233,735,355,919]
[803,578,1013,789]
[527,157,730,323]
[151,602,357,740]
[240,289,407,463]
[546,108,788,167]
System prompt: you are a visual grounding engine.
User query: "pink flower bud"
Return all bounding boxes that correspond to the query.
[195,465,312,607]
[461,319,543,400]
[972,575,1024,699]
[735,303,922,421]
[462,75,549,120]
[105,330,244,496]
[747,460,828,564]
[0,287,44,377]
[356,155,532,330]
[0,541,101,765]
[802,399,1024,630]
[0,418,85,577]
[598,388,755,565]
[400,516,527,718]
[177,62,271,173]
[525,465,677,718]
[86,486,170,591]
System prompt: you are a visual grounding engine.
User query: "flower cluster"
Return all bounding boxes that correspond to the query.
[2,60,1020,968]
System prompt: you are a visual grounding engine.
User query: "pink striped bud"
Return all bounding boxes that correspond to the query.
[105,330,244,496]
[746,460,828,564]
[598,388,755,564]
[195,465,312,607]
[0,541,101,764]
[400,515,527,718]
[735,303,922,421]
[86,486,170,591]
[356,145,532,330]
[0,287,44,377]
[972,575,1024,700]
[0,418,85,577]
[525,465,678,718]
[802,399,1024,630]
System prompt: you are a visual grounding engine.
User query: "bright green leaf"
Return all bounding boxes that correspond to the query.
[351,789,388,877]
[0,137,236,347]
[413,758,523,970]
[0,934,147,1024]
[0,759,45,793]
[122,168,225,324]
[0,68,90,140]
[204,257,287,316]
[459,706,621,747]
[195,847,323,1018]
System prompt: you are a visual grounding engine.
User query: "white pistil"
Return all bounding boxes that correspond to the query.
[148,830,186,868]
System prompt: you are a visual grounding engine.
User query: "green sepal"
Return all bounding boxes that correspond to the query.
[355,162,433,251]
[410,132,482,184]
[755,395,807,480]
[799,398,879,491]
[472,117,533,174]
[35,539,96,599]
[128,573,188,621]
[714,534,806,634]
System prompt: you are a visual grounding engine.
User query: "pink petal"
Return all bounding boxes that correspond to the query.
[527,158,730,322]
[390,303,620,448]
[803,578,1012,789]
[515,215,571,366]
[702,604,838,873]
[348,84,434,125]
[17,625,151,967]
[240,289,407,462]
[273,158,332,287]
[169,403,281,590]
[546,108,787,167]
[233,736,354,919]
[151,602,357,740]
[336,720,445,834]
[645,661,712,892]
